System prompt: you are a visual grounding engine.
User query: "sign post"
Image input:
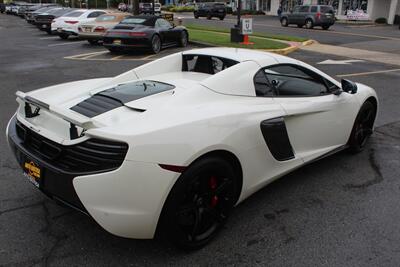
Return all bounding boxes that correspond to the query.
[240,17,254,45]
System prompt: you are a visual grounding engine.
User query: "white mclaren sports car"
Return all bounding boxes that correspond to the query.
[6,48,378,249]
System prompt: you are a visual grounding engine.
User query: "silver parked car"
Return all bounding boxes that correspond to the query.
[280,5,335,30]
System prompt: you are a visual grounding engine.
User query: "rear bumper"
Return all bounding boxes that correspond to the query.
[6,115,179,239]
[7,116,87,213]
[78,33,104,40]
[103,37,151,50]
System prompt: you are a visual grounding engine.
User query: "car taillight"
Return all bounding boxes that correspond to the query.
[65,20,78,24]
[316,12,321,19]
[94,26,105,32]
[129,32,146,37]
[78,27,82,32]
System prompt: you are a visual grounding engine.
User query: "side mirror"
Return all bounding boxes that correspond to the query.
[341,79,357,94]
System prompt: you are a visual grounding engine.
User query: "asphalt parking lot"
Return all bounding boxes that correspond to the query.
[1,13,400,266]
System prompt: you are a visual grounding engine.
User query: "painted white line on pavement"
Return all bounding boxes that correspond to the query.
[337,69,400,77]
[40,36,59,40]
[48,41,86,47]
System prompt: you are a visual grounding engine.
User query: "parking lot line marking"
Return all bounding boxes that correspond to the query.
[141,54,157,60]
[337,69,400,77]
[111,55,124,60]
[40,36,59,40]
[48,41,87,47]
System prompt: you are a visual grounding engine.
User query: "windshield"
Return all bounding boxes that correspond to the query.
[97,80,175,103]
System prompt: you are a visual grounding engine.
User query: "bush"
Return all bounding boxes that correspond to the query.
[375,17,387,24]
[161,4,174,11]
[232,9,265,15]
[169,6,195,12]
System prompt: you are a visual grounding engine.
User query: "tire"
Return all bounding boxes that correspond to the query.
[87,39,98,45]
[322,25,330,30]
[281,17,288,27]
[206,13,211,20]
[59,33,69,40]
[107,47,120,54]
[150,34,161,54]
[305,19,314,29]
[194,14,199,19]
[157,156,240,250]
[348,101,376,153]
[178,31,188,47]
[297,24,303,28]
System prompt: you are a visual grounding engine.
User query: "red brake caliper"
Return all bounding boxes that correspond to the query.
[209,176,218,207]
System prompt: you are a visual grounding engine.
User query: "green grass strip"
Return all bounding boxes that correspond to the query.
[185,23,308,42]
[188,28,288,49]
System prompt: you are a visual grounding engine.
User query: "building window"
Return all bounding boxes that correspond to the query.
[342,0,368,14]
[261,0,271,11]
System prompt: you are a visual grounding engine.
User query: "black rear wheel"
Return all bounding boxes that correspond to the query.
[178,31,188,47]
[87,39,98,45]
[281,17,288,27]
[305,19,314,29]
[158,156,240,250]
[348,101,376,153]
[59,33,69,40]
[151,34,161,54]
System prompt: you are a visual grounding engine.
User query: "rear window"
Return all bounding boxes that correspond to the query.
[121,18,146,24]
[96,15,116,22]
[97,81,175,103]
[214,3,225,7]
[64,11,84,17]
[143,3,151,7]
[320,6,333,13]
[299,6,309,12]
[310,6,317,12]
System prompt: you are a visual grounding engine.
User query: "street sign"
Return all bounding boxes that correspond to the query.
[241,17,253,35]
[162,13,174,23]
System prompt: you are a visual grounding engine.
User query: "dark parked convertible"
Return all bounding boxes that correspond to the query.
[103,15,188,54]
[35,8,73,34]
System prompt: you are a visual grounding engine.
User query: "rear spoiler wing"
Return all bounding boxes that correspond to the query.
[16,91,104,131]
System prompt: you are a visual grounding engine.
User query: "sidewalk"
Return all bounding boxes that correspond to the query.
[301,43,400,66]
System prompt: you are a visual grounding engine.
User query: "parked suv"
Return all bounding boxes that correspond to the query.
[280,5,335,30]
[194,2,226,20]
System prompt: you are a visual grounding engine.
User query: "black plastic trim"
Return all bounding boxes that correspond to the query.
[260,117,295,161]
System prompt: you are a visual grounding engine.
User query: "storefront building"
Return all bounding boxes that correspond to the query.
[246,0,400,24]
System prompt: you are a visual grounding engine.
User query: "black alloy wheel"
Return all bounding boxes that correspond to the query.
[158,156,240,250]
[88,39,98,45]
[305,19,314,29]
[151,34,161,54]
[348,101,376,153]
[59,33,69,40]
[178,31,188,47]
[281,17,288,27]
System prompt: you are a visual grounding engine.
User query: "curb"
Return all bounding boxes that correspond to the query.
[189,38,315,56]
